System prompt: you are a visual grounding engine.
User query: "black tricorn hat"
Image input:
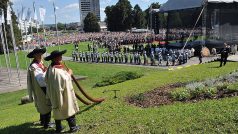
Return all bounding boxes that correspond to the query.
[27,47,46,58]
[44,50,67,61]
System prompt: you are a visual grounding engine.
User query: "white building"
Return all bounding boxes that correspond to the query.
[80,0,100,24]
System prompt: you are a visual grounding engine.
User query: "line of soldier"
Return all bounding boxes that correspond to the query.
[72,49,194,66]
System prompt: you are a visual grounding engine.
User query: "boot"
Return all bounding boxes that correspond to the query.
[44,112,54,129]
[40,114,45,126]
[55,120,64,133]
[67,116,80,133]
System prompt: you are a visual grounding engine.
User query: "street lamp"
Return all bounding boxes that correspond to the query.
[164,12,169,45]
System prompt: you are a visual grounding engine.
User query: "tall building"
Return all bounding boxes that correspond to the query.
[80,0,100,24]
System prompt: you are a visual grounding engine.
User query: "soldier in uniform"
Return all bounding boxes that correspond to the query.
[171,51,177,66]
[150,51,155,66]
[121,52,124,63]
[102,52,105,63]
[82,52,86,62]
[85,52,89,62]
[138,52,141,65]
[166,54,170,66]
[158,52,162,66]
[143,50,147,65]
[178,52,183,65]
[130,52,133,64]
[96,52,100,63]
[115,52,118,63]
[72,51,76,61]
[118,52,122,63]
[45,50,80,133]
[79,51,82,62]
[125,52,129,64]
[27,47,54,129]
[110,52,114,63]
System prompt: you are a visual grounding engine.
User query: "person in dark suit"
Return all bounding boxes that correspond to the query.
[220,43,230,67]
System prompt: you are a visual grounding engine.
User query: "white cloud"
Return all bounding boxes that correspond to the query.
[100,8,105,12]
[141,0,151,2]
[64,3,79,10]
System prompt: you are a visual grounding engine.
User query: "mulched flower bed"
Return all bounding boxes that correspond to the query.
[127,82,238,108]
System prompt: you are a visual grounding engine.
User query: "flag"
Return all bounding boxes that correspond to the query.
[33,2,37,21]
[0,9,4,24]
[21,6,26,21]
[39,7,46,22]
[53,2,59,16]
[17,10,21,23]
[6,4,12,23]
[26,8,32,22]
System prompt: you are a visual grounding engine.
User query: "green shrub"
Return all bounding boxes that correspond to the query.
[203,87,217,98]
[130,93,145,102]
[216,82,229,91]
[170,88,191,101]
[226,83,238,93]
[94,71,143,87]
[186,82,205,98]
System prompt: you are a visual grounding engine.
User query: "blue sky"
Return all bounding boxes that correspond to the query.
[10,0,167,24]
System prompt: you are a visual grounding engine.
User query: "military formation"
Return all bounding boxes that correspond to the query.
[72,48,195,66]
[27,48,80,133]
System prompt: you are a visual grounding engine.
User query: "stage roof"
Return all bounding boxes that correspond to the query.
[160,0,238,12]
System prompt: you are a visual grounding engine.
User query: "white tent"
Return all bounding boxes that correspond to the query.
[160,0,238,12]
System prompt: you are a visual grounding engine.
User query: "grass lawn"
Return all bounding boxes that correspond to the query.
[0,60,238,133]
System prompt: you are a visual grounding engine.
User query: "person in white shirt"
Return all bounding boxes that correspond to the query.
[27,47,54,129]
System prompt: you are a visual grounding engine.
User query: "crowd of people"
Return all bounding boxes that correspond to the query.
[20,28,203,51]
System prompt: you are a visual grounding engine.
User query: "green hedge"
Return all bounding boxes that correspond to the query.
[94,71,143,87]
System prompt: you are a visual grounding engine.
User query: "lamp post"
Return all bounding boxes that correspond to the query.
[164,12,169,45]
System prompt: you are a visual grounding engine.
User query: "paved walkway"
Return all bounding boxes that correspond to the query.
[0,67,87,94]
[0,68,27,94]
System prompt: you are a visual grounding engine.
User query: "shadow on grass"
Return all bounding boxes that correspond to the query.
[0,123,55,134]
[208,66,221,68]
[78,102,101,114]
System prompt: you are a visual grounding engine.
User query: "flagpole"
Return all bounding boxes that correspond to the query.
[0,23,11,83]
[53,2,60,50]
[2,19,12,77]
[8,9,22,86]
[33,2,40,46]
[19,17,28,69]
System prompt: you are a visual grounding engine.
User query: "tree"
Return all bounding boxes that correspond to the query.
[57,22,65,31]
[105,0,133,31]
[132,4,146,29]
[0,0,22,53]
[83,12,100,32]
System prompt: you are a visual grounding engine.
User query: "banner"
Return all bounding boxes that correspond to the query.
[21,7,26,21]
[33,2,37,21]
[39,7,46,22]
[0,9,4,24]
[17,10,21,23]
[6,4,11,24]
[26,8,32,22]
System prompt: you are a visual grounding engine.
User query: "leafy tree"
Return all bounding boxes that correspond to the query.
[83,12,100,32]
[0,0,22,53]
[132,4,146,29]
[57,22,65,31]
[105,0,133,31]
